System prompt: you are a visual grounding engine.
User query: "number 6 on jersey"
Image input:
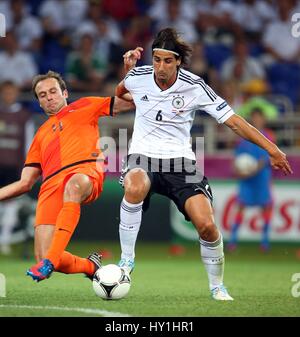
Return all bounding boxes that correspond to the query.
[156,110,163,121]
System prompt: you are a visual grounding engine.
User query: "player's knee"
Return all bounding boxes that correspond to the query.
[124,169,149,202]
[64,181,83,202]
[198,221,219,242]
[124,183,147,202]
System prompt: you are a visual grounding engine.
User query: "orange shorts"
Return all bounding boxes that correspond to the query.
[35,163,104,227]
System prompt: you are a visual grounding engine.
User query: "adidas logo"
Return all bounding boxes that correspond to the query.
[140,95,149,101]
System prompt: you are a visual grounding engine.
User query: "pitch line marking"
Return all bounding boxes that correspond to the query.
[0,304,130,317]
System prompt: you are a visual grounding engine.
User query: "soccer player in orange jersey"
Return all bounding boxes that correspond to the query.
[0,70,134,282]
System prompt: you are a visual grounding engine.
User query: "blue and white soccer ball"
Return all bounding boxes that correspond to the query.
[92,264,131,300]
[234,153,258,175]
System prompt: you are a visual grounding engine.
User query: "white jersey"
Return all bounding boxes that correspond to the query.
[124,66,234,160]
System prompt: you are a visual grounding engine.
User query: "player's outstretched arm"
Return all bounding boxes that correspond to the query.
[224,114,293,175]
[0,166,41,201]
[114,46,143,104]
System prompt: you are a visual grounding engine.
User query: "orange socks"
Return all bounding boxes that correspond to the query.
[55,251,95,276]
[46,202,81,268]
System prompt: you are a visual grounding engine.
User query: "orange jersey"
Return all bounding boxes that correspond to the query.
[24,96,113,182]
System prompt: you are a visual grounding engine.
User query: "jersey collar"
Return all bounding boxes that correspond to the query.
[55,104,70,119]
[152,69,180,93]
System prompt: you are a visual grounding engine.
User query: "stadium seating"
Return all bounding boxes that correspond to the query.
[204,44,232,71]
[266,63,300,109]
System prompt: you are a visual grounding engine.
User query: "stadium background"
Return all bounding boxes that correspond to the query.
[0,0,300,318]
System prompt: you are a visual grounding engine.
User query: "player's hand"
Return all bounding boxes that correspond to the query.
[123,47,143,71]
[269,148,293,175]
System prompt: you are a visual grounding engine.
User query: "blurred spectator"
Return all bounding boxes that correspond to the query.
[238,79,279,120]
[0,31,37,90]
[148,0,197,22]
[221,39,266,85]
[195,0,240,45]
[123,16,153,53]
[227,108,275,252]
[154,0,198,43]
[217,78,278,149]
[0,81,34,254]
[94,18,125,91]
[10,0,43,53]
[233,0,277,43]
[66,33,106,92]
[216,80,244,149]
[220,79,244,112]
[102,0,139,25]
[38,0,85,76]
[75,0,122,47]
[262,0,300,63]
[0,80,34,172]
[73,0,123,85]
[188,40,219,89]
[38,0,88,33]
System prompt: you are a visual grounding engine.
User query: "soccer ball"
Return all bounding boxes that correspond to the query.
[234,153,258,175]
[92,264,131,300]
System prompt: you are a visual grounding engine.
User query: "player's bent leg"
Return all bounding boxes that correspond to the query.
[63,173,94,203]
[27,175,97,282]
[184,194,233,301]
[118,169,151,274]
[55,251,102,280]
[45,202,81,268]
[184,194,219,241]
[45,174,93,268]
[33,224,55,261]
[27,224,55,282]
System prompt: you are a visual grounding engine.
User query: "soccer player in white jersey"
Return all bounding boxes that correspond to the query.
[115,28,292,301]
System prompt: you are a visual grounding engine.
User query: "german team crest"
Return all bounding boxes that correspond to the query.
[172,95,185,109]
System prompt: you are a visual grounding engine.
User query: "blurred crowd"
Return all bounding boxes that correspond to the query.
[0,0,299,111]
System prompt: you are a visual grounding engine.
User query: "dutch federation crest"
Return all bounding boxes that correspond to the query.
[172,95,185,109]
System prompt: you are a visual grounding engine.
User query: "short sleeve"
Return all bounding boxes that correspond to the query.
[86,96,114,118]
[123,65,153,93]
[124,68,137,92]
[195,83,234,123]
[24,134,41,169]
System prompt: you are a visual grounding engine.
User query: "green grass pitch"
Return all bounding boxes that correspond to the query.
[0,241,299,317]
